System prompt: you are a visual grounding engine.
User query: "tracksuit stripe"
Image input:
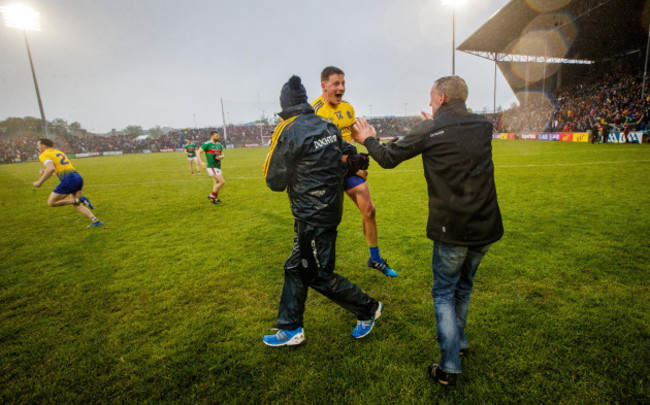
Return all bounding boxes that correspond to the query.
[263,116,298,178]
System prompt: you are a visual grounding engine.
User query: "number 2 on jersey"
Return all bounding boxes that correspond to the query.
[56,153,70,165]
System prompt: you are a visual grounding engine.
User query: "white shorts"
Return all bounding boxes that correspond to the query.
[207,167,222,176]
[187,156,197,162]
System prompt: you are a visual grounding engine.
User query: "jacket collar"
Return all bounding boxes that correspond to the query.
[434,99,468,119]
[278,103,314,120]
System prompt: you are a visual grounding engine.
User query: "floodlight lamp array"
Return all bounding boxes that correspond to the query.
[441,0,468,8]
[1,4,41,31]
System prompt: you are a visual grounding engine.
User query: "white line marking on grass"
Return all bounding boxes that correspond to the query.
[98,176,264,186]
[373,159,650,172]
[496,148,649,157]
[495,159,650,168]
[94,160,650,186]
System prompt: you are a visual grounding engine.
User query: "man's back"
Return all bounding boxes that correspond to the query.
[265,108,346,226]
[417,102,502,246]
[361,100,502,246]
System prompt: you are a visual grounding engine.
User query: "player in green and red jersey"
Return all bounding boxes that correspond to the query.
[183,138,202,175]
[197,130,225,203]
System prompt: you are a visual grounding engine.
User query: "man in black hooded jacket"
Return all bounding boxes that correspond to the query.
[352,76,503,386]
[261,75,383,347]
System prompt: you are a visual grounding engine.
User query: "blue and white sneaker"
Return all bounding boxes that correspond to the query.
[79,196,94,210]
[368,259,398,277]
[263,327,305,347]
[352,302,383,339]
[88,220,103,227]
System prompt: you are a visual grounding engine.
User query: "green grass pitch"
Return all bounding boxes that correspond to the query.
[0,141,648,403]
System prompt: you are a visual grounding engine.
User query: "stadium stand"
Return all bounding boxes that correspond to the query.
[485,68,650,136]
[460,0,650,141]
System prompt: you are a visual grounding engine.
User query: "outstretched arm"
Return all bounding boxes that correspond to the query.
[352,117,433,169]
[351,117,377,145]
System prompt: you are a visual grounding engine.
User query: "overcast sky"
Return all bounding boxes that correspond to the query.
[1,0,515,133]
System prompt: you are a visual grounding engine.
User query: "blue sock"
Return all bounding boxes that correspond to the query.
[369,246,382,262]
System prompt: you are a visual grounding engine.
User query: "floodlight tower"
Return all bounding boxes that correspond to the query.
[1,4,48,136]
[442,0,467,76]
[643,24,650,102]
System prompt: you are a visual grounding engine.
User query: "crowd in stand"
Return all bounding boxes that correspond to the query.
[0,116,424,164]
[551,72,650,134]
[1,132,182,163]
[1,136,36,164]
[486,70,650,135]
[223,124,275,145]
[0,131,192,164]
[369,116,421,138]
[2,68,648,164]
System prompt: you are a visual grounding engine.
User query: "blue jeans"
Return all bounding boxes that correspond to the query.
[432,242,491,374]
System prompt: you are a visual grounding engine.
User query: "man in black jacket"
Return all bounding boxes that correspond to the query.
[262,75,383,347]
[352,76,503,385]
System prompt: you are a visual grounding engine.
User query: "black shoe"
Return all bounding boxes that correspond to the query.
[427,363,457,387]
[367,258,398,277]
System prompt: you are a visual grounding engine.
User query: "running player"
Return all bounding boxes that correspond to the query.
[183,138,202,175]
[197,130,225,203]
[312,66,397,277]
[32,138,103,227]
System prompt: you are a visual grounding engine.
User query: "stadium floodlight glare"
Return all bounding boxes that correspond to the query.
[441,0,467,6]
[1,3,41,30]
[442,0,468,75]
[1,3,48,136]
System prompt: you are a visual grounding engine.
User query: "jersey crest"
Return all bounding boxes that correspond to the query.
[311,96,356,142]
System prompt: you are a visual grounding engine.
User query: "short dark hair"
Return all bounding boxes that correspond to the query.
[321,66,345,83]
[209,131,219,136]
[38,138,54,147]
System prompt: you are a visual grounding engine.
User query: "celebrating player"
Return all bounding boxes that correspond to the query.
[312,66,397,277]
[197,130,225,204]
[183,137,202,175]
[33,138,103,227]
[262,75,383,347]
